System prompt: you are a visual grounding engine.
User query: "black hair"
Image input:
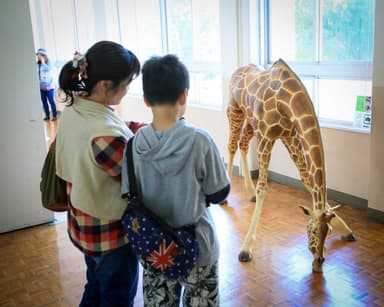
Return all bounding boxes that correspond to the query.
[141,54,190,105]
[59,41,140,105]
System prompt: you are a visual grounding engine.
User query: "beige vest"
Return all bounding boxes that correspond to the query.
[56,97,133,219]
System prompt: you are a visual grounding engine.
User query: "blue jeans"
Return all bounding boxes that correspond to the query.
[80,244,139,307]
[40,89,57,118]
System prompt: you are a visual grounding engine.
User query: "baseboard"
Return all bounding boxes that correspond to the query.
[262,170,368,211]
[228,167,383,223]
[367,207,384,223]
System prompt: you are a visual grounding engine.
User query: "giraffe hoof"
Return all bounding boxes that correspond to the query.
[250,196,256,203]
[342,233,357,241]
[219,199,228,205]
[312,266,323,273]
[238,251,252,262]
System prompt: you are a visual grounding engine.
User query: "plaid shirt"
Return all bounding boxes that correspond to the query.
[67,121,145,256]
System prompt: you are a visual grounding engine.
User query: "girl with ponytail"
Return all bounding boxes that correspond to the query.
[55,41,144,306]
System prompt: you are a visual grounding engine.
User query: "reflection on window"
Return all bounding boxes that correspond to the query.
[167,0,221,64]
[269,0,374,63]
[189,73,222,106]
[321,0,374,61]
[318,79,372,122]
[301,78,314,101]
[166,0,222,107]
[29,0,222,108]
[167,0,194,61]
[50,1,76,62]
[75,0,96,52]
[118,0,162,62]
[269,0,315,61]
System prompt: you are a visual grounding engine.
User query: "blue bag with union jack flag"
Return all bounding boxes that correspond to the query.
[122,138,199,280]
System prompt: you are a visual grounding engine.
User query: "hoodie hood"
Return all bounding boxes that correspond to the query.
[134,119,196,175]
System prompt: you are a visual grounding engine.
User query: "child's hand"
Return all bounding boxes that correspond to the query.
[37,55,45,63]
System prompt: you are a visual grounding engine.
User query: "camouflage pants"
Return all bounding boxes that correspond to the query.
[142,261,219,307]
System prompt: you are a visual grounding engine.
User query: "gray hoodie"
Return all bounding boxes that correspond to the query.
[122,119,230,266]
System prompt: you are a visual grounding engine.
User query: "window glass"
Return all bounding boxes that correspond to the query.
[75,0,120,52]
[166,0,221,63]
[167,0,194,62]
[102,0,120,43]
[30,0,223,108]
[189,72,222,106]
[269,0,374,63]
[29,0,56,59]
[318,79,372,122]
[51,0,76,61]
[267,0,374,128]
[321,0,374,61]
[74,0,95,52]
[301,78,314,101]
[118,0,162,62]
[166,0,222,106]
[269,0,315,61]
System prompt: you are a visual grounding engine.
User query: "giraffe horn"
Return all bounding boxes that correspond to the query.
[329,204,341,211]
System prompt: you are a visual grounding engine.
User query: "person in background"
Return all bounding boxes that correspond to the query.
[55,41,144,307]
[36,48,57,121]
[122,54,230,306]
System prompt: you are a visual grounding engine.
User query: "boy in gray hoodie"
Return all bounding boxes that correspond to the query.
[122,54,230,306]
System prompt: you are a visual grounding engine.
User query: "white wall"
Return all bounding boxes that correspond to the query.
[0,0,53,233]
[368,0,384,213]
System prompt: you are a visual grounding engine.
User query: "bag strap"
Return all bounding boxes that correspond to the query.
[126,137,138,197]
[124,137,197,245]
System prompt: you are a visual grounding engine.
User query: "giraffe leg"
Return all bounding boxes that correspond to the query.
[281,135,311,191]
[239,141,273,262]
[239,123,255,196]
[226,102,246,179]
[224,100,246,205]
[238,190,266,262]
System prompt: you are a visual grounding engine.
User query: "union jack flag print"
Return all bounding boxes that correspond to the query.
[146,239,178,271]
[122,200,199,279]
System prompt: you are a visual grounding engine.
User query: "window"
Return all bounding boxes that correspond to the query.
[118,0,222,105]
[265,0,374,130]
[30,0,121,73]
[29,0,222,108]
[166,0,222,106]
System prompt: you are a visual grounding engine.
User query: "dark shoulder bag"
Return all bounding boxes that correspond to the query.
[121,138,199,280]
[40,138,68,212]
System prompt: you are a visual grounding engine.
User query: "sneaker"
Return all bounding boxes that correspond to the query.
[43,117,49,121]
[51,117,57,122]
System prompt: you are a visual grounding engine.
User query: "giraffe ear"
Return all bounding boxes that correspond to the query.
[298,204,311,216]
[325,211,337,224]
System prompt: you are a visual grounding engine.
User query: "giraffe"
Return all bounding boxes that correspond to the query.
[226,59,356,273]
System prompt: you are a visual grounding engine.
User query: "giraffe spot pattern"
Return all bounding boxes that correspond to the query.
[226,59,337,272]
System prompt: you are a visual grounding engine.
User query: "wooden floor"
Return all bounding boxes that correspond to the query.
[1,174,384,306]
[1,119,383,306]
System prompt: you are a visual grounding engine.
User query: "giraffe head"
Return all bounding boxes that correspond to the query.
[298,204,340,272]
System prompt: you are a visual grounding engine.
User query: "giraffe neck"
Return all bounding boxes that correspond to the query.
[274,62,327,210]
